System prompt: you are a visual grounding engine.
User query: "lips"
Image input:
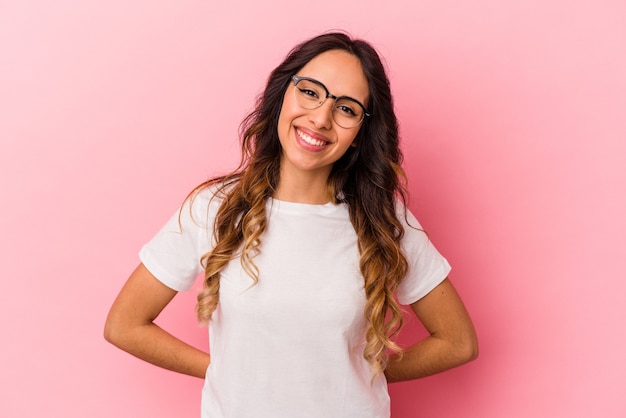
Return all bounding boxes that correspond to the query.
[296,128,329,148]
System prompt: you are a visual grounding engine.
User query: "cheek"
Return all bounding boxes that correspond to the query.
[277,90,294,131]
[341,129,360,148]
[277,110,289,144]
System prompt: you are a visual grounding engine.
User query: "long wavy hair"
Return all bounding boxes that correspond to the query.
[193,32,409,379]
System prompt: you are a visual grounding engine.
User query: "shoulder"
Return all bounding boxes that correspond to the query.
[394,200,432,252]
[176,180,234,231]
[186,180,233,213]
[394,201,452,303]
[394,199,424,232]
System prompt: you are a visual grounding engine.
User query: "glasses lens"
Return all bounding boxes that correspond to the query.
[293,77,365,128]
[333,98,364,128]
[293,78,325,110]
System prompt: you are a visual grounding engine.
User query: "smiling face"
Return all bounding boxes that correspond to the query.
[276,49,369,188]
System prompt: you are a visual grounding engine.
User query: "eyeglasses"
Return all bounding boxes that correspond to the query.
[291,75,370,129]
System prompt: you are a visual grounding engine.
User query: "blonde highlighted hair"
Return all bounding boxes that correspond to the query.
[194,32,410,379]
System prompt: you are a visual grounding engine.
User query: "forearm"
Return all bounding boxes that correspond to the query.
[105,321,210,379]
[385,279,478,383]
[384,333,477,383]
[105,264,211,379]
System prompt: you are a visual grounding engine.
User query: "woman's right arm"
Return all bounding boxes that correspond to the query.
[104,263,211,378]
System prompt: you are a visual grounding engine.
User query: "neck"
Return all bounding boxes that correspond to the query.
[273,168,332,205]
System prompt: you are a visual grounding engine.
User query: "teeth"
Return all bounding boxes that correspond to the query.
[297,129,326,147]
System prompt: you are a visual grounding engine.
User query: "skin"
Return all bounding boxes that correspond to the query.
[385,279,478,382]
[104,48,477,384]
[104,263,210,378]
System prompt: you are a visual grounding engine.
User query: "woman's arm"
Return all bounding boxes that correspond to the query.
[384,278,478,382]
[104,263,211,378]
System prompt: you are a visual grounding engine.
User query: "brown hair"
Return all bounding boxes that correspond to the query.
[193,32,409,379]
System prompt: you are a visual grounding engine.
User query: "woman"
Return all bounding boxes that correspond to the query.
[105,32,478,417]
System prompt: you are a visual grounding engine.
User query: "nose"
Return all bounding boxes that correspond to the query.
[307,99,334,129]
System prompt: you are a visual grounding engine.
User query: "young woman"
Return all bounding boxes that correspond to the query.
[105,32,478,417]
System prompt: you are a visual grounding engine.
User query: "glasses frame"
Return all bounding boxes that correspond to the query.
[291,75,371,128]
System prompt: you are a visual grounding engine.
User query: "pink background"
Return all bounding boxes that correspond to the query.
[2,1,625,417]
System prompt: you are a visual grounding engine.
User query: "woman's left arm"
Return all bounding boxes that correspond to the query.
[384,278,478,383]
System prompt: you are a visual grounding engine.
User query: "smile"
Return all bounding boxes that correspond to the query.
[296,128,328,147]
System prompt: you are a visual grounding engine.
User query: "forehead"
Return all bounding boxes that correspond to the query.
[298,50,369,103]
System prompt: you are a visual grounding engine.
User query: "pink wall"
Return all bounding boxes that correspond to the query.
[2,1,625,417]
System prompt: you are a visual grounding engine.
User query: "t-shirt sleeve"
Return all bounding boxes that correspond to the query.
[396,208,451,305]
[139,190,214,292]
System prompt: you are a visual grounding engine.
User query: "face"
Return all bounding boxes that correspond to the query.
[277,49,369,183]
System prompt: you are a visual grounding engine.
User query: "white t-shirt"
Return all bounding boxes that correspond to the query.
[140,187,451,418]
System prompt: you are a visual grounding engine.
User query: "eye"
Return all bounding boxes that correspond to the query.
[335,102,358,118]
[298,87,320,99]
